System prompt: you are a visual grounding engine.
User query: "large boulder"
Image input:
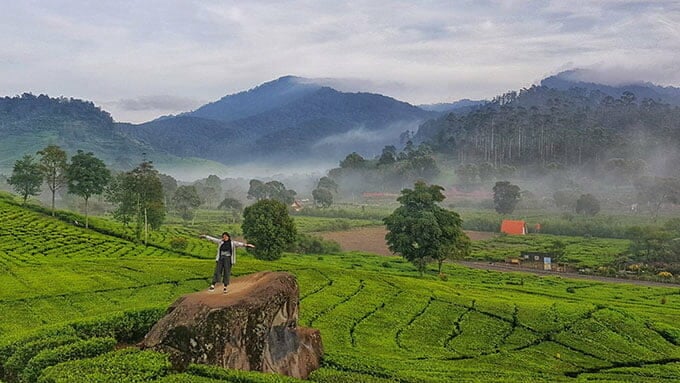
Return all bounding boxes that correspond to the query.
[139,271,323,379]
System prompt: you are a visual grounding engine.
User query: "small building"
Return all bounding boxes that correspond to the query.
[521,251,553,270]
[501,220,527,235]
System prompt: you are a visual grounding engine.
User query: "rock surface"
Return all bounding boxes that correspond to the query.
[140,271,323,379]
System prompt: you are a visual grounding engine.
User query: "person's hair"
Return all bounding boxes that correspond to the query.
[222,232,230,238]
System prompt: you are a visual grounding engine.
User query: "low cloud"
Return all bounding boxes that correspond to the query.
[115,95,203,112]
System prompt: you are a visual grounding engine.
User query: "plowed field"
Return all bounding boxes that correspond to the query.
[316,227,495,256]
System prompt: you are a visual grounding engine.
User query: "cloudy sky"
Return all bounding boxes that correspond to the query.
[1,0,679,123]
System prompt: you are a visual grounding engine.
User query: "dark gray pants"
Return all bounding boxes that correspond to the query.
[212,256,232,285]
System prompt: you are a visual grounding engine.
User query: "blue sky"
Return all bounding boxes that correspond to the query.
[1,0,679,123]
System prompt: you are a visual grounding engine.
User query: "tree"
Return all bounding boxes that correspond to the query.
[37,145,68,215]
[477,162,495,182]
[66,150,110,228]
[377,145,397,166]
[438,233,471,273]
[264,180,296,205]
[317,176,338,194]
[634,176,680,221]
[247,179,267,201]
[383,181,469,275]
[8,155,43,204]
[242,199,296,260]
[493,181,521,215]
[200,175,223,208]
[158,173,178,207]
[106,172,136,226]
[218,197,243,223]
[172,185,202,222]
[575,193,600,216]
[247,179,296,205]
[128,161,165,241]
[339,152,366,169]
[312,187,333,208]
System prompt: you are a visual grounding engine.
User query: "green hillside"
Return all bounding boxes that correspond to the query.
[1,194,680,382]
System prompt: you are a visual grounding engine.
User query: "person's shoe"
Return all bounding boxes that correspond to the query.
[208,285,215,291]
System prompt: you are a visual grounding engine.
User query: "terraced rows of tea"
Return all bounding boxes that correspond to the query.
[1,197,680,382]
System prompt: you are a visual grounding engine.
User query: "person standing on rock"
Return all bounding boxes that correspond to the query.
[199,232,254,293]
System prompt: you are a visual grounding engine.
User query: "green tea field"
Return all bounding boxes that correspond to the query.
[1,195,680,382]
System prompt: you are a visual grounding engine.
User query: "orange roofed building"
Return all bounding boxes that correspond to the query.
[500,220,527,235]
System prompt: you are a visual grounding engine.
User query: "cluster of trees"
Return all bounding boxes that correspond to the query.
[419,86,680,172]
[456,162,517,184]
[327,142,439,195]
[8,146,110,227]
[247,179,297,205]
[7,145,165,240]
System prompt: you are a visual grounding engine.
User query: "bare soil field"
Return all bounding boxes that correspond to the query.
[316,227,495,256]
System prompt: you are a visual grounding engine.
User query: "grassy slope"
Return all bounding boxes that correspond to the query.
[1,196,680,382]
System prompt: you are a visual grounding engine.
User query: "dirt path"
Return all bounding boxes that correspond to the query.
[458,261,678,288]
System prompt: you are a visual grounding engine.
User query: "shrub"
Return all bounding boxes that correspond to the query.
[22,337,116,382]
[3,335,80,381]
[169,237,188,251]
[69,308,165,343]
[289,233,341,254]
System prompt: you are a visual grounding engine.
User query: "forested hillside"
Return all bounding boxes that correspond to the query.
[416,85,680,176]
[0,93,155,171]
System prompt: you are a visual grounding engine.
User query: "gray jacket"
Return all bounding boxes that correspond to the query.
[202,235,248,264]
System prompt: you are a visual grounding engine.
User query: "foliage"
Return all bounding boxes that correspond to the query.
[575,193,601,216]
[66,150,110,228]
[339,152,366,169]
[312,188,333,208]
[242,199,297,260]
[247,179,296,205]
[22,337,116,382]
[384,181,469,274]
[107,161,165,241]
[169,237,189,251]
[36,145,68,215]
[2,195,680,382]
[172,185,202,222]
[288,233,341,254]
[317,176,338,194]
[8,154,43,204]
[492,181,521,215]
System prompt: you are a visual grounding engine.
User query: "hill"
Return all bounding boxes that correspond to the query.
[415,79,680,175]
[1,193,680,382]
[118,76,437,167]
[0,94,233,179]
[542,69,680,106]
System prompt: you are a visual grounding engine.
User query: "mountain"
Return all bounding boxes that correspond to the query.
[541,69,680,106]
[185,75,322,122]
[118,76,437,167]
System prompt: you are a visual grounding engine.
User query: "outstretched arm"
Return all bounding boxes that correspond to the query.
[199,234,221,244]
[233,240,255,248]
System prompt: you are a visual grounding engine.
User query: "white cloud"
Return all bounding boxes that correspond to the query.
[0,1,678,122]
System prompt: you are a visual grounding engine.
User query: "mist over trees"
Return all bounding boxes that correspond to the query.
[418,86,680,174]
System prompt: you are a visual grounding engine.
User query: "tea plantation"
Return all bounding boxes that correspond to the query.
[1,195,680,382]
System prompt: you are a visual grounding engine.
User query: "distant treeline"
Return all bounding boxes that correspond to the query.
[418,85,680,171]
